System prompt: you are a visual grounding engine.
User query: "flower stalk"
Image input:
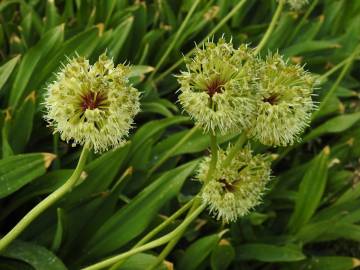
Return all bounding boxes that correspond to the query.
[0,145,90,251]
[254,0,285,55]
[81,204,206,270]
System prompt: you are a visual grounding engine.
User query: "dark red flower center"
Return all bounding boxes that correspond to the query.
[206,77,225,97]
[219,178,238,193]
[263,93,280,105]
[81,92,106,111]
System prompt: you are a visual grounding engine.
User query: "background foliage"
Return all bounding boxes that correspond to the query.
[0,0,360,269]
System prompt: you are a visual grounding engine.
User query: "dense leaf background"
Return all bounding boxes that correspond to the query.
[0,0,360,269]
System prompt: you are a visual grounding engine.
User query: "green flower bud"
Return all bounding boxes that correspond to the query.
[248,53,316,146]
[177,38,257,135]
[197,146,271,223]
[44,53,140,153]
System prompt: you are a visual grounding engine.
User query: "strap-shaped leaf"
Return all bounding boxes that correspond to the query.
[0,153,55,198]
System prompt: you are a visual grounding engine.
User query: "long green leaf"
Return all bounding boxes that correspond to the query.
[288,147,329,232]
[9,25,64,108]
[83,160,198,259]
[0,152,55,198]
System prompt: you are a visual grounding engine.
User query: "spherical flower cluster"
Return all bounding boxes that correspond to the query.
[44,53,140,153]
[197,146,271,223]
[248,53,316,146]
[286,0,309,10]
[177,39,316,147]
[177,38,257,135]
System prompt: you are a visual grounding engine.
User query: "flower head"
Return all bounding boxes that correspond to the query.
[44,53,140,153]
[177,38,257,135]
[197,146,271,223]
[248,53,316,146]
[286,0,308,10]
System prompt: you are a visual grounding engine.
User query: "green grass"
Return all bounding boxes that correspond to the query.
[0,0,360,269]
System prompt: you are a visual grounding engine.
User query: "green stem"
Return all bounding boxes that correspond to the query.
[312,44,360,120]
[108,199,194,270]
[254,0,285,55]
[81,204,206,270]
[318,55,358,84]
[146,198,202,270]
[148,126,198,176]
[0,146,90,252]
[206,134,218,183]
[286,0,319,46]
[148,0,201,80]
[223,133,247,168]
[144,136,219,269]
[154,0,247,83]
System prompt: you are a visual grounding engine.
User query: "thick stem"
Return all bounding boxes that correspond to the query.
[0,146,90,252]
[81,204,206,270]
[148,126,198,176]
[254,0,285,55]
[223,133,247,168]
[154,0,248,83]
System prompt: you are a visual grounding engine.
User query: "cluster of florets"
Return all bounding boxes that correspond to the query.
[249,53,316,146]
[44,53,140,153]
[197,146,271,223]
[177,39,257,135]
[286,0,309,10]
[177,39,317,147]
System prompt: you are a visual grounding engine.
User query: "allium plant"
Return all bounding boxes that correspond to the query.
[176,39,315,224]
[0,54,140,251]
[0,1,330,269]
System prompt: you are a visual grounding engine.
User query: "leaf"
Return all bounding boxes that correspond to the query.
[129,116,190,157]
[283,40,340,57]
[107,16,133,61]
[51,208,66,252]
[304,112,360,142]
[236,244,306,262]
[141,102,173,117]
[63,144,130,206]
[302,256,360,270]
[0,55,20,93]
[0,240,67,270]
[9,25,64,108]
[288,147,329,232]
[210,240,235,270]
[178,234,220,270]
[111,253,167,270]
[9,91,36,153]
[29,26,100,93]
[0,152,56,198]
[336,181,360,205]
[83,160,199,259]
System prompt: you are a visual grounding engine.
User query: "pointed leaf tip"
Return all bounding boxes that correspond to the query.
[43,153,57,168]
